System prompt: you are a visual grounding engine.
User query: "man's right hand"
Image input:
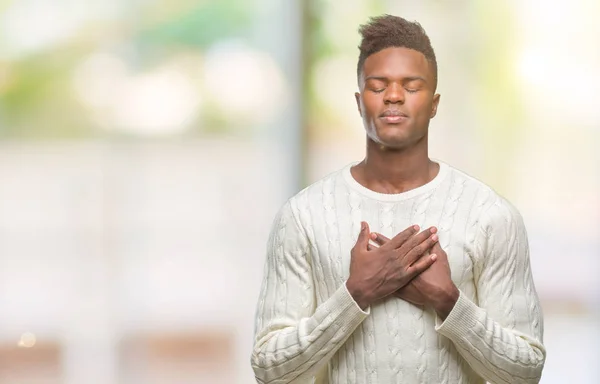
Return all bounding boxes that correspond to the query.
[346,221,438,310]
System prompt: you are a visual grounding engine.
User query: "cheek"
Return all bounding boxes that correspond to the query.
[408,96,433,118]
[363,100,381,123]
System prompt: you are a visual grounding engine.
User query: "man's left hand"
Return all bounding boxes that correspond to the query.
[370,231,459,319]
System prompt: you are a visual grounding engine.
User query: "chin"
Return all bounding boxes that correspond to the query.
[376,132,411,147]
[376,126,428,149]
[367,125,418,148]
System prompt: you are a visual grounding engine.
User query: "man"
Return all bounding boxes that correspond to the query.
[251,14,545,384]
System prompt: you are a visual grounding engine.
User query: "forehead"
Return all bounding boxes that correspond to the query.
[362,47,432,81]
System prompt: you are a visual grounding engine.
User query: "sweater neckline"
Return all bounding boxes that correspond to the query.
[341,160,450,202]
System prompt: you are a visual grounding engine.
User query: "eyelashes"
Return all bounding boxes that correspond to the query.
[370,88,419,94]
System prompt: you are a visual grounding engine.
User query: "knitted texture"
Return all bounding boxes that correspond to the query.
[252,161,545,384]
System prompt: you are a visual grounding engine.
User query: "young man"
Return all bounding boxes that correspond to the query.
[251,15,545,384]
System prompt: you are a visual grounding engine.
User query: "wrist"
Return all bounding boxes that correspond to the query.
[431,284,459,320]
[346,279,370,310]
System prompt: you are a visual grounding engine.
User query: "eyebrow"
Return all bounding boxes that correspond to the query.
[364,76,428,83]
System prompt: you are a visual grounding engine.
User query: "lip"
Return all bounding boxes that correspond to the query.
[380,110,408,117]
[381,115,407,123]
[379,110,408,123]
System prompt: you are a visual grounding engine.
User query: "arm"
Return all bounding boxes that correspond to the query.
[435,199,546,383]
[251,200,369,384]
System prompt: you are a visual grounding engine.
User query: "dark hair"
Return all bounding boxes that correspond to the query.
[357,15,437,87]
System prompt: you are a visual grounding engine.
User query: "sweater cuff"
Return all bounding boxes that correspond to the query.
[434,290,483,341]
[341,279,371,316]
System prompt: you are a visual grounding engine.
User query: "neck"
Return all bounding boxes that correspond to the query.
[352,137,438,194]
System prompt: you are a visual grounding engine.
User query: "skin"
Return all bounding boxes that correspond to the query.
[345,47,459,319]
[352,46,440,193]
[370,232,459,320]
[347,221,439,310]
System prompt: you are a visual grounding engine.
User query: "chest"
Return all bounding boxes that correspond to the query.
[307,212,477,295]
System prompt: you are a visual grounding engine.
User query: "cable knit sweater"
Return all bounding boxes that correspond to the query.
[251,161,546,384]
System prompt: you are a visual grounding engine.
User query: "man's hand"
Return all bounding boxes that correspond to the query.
[346,222,439,310]
[370,232,459,319]
[394,280,427,307]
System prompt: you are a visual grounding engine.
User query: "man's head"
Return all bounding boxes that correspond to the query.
[355,15,440,151]
[357,15,437,89]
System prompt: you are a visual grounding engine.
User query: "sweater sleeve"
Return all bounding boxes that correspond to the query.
[435,198,546,383]
[251,200,369,384]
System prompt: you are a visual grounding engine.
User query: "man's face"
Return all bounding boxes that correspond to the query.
[355,47,440,150]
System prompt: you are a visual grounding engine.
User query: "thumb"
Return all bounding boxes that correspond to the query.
[358,221,370,248]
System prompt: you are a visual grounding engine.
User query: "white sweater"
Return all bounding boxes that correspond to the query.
[251,161,545,384]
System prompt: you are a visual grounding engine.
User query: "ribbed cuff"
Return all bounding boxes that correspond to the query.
[435,290,484,341]
[341,280,371,316]
[312,281,370,337]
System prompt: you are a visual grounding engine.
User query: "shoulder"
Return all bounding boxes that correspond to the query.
[287,164,350,213]
[442,162,526,233]
[273,164,350,232]
[442,162,496,198]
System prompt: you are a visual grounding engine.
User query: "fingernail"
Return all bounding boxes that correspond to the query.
[431,254,437,260]
[413,225,420,231]
[361,222,366,231]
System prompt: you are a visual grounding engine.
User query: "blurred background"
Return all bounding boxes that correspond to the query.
[0,0,598,383]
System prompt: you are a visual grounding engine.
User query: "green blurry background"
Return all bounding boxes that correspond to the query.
[0,0,598,382]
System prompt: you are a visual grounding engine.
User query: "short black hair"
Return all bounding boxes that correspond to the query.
[357,15,437,88]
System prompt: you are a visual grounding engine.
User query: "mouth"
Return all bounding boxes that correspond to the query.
[379,110,408,124]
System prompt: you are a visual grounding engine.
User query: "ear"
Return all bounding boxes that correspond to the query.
[430,93,441,118]
[355,92,362,117]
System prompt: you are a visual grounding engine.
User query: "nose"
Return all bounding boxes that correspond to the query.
[384,83,404,104]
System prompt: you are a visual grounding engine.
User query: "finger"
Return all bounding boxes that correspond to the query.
[404,232,439,265]
[388,225,420,248]
[370,232,390,246]
[367,243,376,251]
[406,253,437,278]
[431,240,443,253]
[399,227,437,261]
[357,221,371,249]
